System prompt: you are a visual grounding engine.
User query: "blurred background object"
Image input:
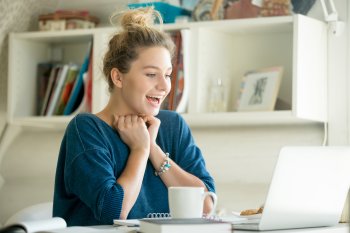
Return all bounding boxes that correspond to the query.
[38,10,99,31]
[128,2,192,24]
[192,0,225,21]
[291,0,316,15]
[259,0,291,17]
[224,0,260,19]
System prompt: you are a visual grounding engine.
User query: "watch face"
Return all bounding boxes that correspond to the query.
[192,0,224,21]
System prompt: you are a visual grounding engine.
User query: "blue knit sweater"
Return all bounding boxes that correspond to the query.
[53,110,215,226]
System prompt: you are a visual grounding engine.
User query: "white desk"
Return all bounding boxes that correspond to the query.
[45,224,349,233]
[132,225,348,233]
[234,224,349,233]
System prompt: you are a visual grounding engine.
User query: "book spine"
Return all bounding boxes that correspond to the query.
[46,64,69,116]
[55,64,79,115]
[41,65,61,116]
[36,63,53,115]
[168,31,182,111]
[175,29,190,113]
[63,42,92,115]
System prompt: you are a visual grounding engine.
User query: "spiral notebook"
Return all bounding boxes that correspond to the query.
[139,218,232,233]
[113,213,172,227]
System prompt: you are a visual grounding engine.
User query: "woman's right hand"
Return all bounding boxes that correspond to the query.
[113,115,150,153]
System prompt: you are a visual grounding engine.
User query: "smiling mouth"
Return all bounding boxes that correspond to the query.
[146,95,161,105]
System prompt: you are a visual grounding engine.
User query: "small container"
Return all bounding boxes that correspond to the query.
[127,2,191,24]
[208,78,226,112]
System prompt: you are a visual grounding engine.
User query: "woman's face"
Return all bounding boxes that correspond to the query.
[116,46,172,116]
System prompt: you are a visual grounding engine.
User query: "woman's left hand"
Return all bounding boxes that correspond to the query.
[140,115,160,146]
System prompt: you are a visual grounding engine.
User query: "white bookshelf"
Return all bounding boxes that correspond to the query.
[7,14,327,129]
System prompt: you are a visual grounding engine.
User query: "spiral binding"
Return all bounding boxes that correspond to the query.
[146,213,172,219]
[203,214,222,221]
[146,213,222,221]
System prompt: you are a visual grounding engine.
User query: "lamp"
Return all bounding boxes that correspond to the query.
[320,0,345,36]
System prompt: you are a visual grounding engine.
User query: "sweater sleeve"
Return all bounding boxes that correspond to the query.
[63,116,124,224]
[65,149,124,224]
[172,113,216,193]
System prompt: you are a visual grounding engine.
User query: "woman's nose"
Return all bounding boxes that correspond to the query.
[157,75,171,92]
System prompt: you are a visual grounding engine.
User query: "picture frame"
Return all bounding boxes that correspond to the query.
[236,66,283,111]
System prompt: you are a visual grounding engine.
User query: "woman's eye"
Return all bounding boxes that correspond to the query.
[165,74,172,79]
[146,73,156,78]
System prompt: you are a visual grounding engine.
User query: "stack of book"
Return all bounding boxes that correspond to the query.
[139,218,232,233]
[36,44,92,117]
[161,29,189,113]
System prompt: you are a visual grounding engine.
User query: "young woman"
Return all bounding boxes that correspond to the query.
[53,7,215,226]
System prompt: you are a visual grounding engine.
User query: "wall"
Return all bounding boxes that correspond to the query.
[0,0,348,225]
[0,0,60,224]
[0,123,324,223]
[192,124,324,212]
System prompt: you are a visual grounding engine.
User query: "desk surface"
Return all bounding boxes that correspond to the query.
[234,224,349,233]
[50,224,349,233]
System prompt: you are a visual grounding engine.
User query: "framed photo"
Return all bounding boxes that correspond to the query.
[236,66,283,111]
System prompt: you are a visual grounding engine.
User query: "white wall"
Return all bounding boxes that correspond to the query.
[0,0,348,225]
[0,123,324,223]
[0,130,62,223]
[192,124,324,212]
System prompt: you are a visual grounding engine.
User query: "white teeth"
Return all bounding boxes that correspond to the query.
[147,95,161,99]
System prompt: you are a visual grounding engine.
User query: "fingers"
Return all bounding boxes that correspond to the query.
[140,114,160,126]
[114,114,146,130]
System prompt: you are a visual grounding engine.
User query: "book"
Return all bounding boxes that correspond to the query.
[139,218,232,233]
[69,71,89,115]
[167,31,182,111]
[36,63,53,115]
[113,213,171,227]
[0,218,136,233]
[113,219,140,227]
[0,217,66,233]
[40,65,61,116]
[63,43,92,116]
[54,64,79,115]
[161,29,190,113]
[174,29,190,113]
[85,48,93,113]
[68,48,93,115]
[45,64,69,116]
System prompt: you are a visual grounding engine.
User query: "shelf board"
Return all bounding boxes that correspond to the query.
[182,111,319,128]
[187,15,293,34]
[12,15,294,41]
[9,111,320,130]
[11,116,73,130]
[12,29,95,43]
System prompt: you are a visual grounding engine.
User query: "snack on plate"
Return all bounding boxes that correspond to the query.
[240,206,264,216]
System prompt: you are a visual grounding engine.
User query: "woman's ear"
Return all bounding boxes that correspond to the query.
[110,68,123,88]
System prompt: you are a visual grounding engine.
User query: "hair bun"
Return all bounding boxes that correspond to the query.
[110,7,162,30]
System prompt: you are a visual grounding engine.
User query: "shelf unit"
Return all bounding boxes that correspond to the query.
[7,14,327,129]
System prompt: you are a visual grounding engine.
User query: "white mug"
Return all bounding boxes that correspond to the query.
[168,186,217,218]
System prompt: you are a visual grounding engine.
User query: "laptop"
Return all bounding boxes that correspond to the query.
[232,146,350,231]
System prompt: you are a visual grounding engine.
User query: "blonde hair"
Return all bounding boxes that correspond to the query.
[103,7,175,92]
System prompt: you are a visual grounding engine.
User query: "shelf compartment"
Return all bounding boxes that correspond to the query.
[187,14,327,122]
[7,15,327,129]
[8,32,93,123]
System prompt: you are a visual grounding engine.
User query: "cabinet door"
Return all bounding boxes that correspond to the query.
[293,14,328,122]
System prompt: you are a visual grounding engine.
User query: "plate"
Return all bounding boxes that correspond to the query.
[232,211,262,220]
